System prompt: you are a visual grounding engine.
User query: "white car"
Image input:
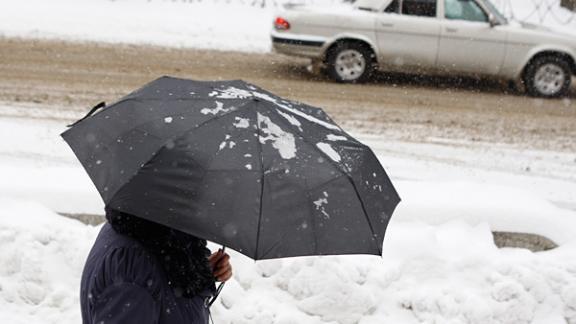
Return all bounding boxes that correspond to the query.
[271,0,576,98]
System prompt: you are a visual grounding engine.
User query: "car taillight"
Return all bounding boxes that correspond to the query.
[274,17,290,31]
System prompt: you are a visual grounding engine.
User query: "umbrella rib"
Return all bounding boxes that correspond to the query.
[89,97,255,132]
[107,100,255,204]
[263,101,383,256]
[303,178,319,256]
[254,104,265,260]
[344,176,383,256]
[121,97,260,103]
[303,174,351,256]
[306,173,348,193]
[258,231,290,260]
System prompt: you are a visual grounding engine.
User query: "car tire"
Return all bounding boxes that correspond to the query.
[326,42,375,83]
[523,56,572,98]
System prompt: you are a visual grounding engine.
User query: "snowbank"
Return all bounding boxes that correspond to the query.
[215,220,576,324]
[0,199,98,324]
[0,0,573,52]
[2,198,576,324]
[1,114,576,323]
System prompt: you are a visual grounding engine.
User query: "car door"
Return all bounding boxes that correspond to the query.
[375,0,441,72]
[437,0,507,75]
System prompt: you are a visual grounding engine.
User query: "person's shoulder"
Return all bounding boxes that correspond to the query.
[86,224,164,299]
[96,223,143,250]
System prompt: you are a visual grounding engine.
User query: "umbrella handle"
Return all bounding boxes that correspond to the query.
[67,101,106,127]
[208,245,227,307]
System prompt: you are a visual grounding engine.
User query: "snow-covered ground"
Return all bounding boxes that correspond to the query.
[0,0,574,52]
[1,109,576,323]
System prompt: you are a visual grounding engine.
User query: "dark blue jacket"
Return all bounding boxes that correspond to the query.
[80,224,212,324]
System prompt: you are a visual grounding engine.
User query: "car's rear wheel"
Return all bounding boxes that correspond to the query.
[326,42,374,83]
[523,56,572,98]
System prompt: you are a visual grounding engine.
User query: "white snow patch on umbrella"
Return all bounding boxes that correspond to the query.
[316,142,341,162]
[201,101,232,115]
[264,95,341,132]
[326,134,347,141]
[279,105,339,131]
[257,113,296,160]
[210,86,340,132]
[209,87,253,99]
[276,109,303,131]
[313,197,328,209]
[219,134,235,151]
[233,117,250,129]
[313,191,330,218]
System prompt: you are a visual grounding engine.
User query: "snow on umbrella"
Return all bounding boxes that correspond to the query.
[61,76,400,260]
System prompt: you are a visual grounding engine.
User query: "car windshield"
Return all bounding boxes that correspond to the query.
[480,0,508,24]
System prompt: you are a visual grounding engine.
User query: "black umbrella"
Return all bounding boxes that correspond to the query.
[62,76,400,260]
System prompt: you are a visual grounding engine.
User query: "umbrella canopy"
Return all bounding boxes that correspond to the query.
[62,76,400,260]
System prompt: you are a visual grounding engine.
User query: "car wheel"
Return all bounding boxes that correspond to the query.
[326,43,374,83]
[524,56,572,98]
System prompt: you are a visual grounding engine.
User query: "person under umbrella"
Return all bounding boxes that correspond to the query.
[80,206,232,324]
[65,77,400,324]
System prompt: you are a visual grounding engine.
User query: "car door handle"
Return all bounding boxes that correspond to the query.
[380,22,394,28]
[446,27,458,33]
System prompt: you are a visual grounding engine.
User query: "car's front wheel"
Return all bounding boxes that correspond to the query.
[326,43,374,83]
[523,56,572,98]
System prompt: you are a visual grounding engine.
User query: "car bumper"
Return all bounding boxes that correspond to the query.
[271,35,325,58]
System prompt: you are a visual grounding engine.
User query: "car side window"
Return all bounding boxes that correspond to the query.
[385,0,400,13]
[402,0,437,17]
[445,0,488,22]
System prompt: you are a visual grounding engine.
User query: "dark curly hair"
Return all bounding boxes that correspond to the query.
[105,207,216,298]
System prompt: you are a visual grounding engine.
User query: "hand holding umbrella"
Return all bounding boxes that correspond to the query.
[209,248,233,282]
